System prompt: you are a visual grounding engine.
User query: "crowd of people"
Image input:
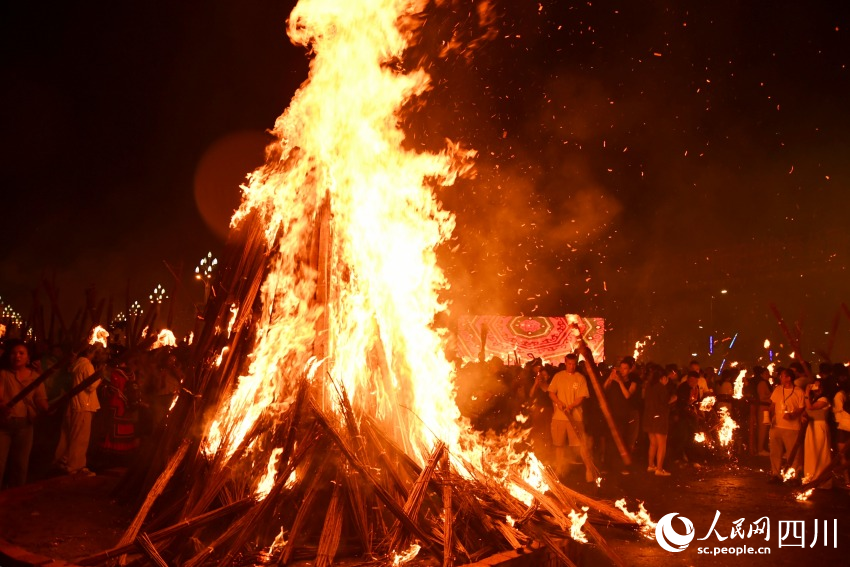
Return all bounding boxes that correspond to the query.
[0,337,188,489]
[458,349,850,490]
[3,332,850,494]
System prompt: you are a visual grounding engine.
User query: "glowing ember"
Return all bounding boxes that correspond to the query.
[186,331,194,345]
[764,339,771,349]
[717,407,738,447]
[151,329,177,349]
[614,499,657,538]
[595,476,602,487]
[795,489,814,501]
[733,369,746,399]
[782,468,797,482]
[694,432,706,443]
[767,362,776,375]
[88,325,109,348]
[568,507,590,543]
[699,396,716,412]
[392,544,421,566]
[515,413,529,424]
[505,515,515,527]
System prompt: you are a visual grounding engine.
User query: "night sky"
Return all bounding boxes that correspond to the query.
[2,1,849,365]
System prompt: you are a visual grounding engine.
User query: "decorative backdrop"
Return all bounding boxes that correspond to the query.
[455,315,605,365]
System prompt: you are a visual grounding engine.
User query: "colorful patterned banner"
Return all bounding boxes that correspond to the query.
[455,315,605,365]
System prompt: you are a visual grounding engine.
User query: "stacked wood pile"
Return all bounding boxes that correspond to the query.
[77,217,639,566]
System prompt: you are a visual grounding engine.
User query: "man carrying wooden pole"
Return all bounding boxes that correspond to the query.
[547,353,598,482]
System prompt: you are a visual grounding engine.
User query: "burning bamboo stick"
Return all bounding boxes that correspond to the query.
[442,450,454,567]
[315,477,345,567]
[115,440,191,565]
[576,339,631,465]
[77,498,255,565]
[311,400,444,560]
[280,452,329,565]
[387,441,444,552]
[342,472,373,556]
[134,533,169,567]
[542,468,634,526]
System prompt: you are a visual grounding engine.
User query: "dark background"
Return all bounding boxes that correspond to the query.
[2,0,849,366]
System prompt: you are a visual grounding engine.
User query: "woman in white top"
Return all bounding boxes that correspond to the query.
[803,380,831,488]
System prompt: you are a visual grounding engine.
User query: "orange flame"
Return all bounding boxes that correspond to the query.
[795,488,814,501]
[197,0,551,513]
[614,499,657,539]
[699,396,716,412]
[392,543,421,566]
[733,369,746,399]
[633,335,651,361]
[255,447,284,500]
[88,325,109,348]
[568,506,589,543]
[717,407,738,447]
[151,329,177,349]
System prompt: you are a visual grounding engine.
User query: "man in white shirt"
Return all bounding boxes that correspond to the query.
[54,345,103,476]
[548,353,594,482]
[767,368,805,482]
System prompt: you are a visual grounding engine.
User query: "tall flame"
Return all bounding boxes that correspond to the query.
[193,0,557,506]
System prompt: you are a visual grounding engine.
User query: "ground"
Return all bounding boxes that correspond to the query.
[0,455,847,566]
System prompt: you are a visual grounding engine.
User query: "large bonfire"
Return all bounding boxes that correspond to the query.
[82,2,639,566]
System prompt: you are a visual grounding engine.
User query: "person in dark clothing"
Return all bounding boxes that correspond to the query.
[643,364,676,476]
[671,371,702,463]
[603,358,638,473]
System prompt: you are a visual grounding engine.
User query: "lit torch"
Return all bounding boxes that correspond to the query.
[732,369,746,399]
[88,325,109,348]
[633,335,651,361]
[151,329,177,349]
